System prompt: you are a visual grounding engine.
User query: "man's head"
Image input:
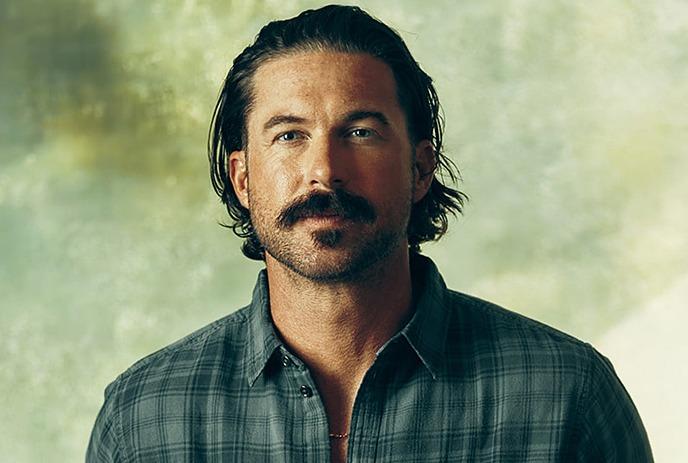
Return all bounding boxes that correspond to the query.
[208,5,466,269]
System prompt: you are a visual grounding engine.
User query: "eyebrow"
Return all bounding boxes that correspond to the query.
[262,110,391,132]
[344,110,390,126]
[263,114,308,132]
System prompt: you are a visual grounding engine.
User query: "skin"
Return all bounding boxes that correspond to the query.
[229,51,435,463]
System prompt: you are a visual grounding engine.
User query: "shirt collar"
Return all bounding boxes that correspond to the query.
[396,253,451,380]
[244,254,451,385]
[245,269,282,387]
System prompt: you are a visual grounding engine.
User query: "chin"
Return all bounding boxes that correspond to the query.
[311,229,344,249]
[269,230,403,283]
[283,256,372,283]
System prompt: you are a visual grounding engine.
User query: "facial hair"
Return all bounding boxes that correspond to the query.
[250,188,413,283]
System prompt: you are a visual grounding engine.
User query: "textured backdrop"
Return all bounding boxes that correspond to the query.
[1,0,686,461]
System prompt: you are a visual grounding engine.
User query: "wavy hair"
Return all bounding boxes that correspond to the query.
[208,5,467,260]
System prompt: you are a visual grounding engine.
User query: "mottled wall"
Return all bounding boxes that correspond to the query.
[1,0,686,461]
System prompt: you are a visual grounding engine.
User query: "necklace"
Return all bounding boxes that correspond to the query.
[328,432,349,439]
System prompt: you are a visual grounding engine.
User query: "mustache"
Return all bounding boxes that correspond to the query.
[276,189,376,229]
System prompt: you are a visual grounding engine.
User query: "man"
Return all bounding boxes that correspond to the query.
[87,5,653,462]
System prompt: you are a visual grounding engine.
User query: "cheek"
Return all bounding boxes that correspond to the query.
[365,159,414,194]
[249,158,300,206]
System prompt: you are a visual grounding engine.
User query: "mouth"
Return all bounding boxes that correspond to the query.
[302,214,345,221]
[299,209,345,219]
[298,210,351,225]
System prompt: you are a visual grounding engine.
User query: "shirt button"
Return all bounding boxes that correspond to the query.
[281,355,292,367]
[299,385,313,398]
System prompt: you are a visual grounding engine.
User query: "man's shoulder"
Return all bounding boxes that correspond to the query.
[435,288,653,461]
[110,305,253,392]
[88,305,260,458]
[444,289,596,367]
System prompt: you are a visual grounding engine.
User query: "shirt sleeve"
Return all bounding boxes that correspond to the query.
[86,379,124,463]
[574,346,654,462]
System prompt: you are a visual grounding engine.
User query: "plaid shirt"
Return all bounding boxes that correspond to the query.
[87,255,652,462]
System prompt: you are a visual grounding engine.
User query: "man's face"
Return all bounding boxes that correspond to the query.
[230,51,433,281]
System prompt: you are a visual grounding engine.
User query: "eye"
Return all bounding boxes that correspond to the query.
[348,128,375,139]
[275,131,303,143]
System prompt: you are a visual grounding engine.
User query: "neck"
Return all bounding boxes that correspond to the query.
[266,245,414,383]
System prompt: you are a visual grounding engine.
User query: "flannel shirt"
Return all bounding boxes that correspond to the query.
[87,255,653,462]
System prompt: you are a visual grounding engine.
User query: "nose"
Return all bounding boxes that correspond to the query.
[305,136,348,190]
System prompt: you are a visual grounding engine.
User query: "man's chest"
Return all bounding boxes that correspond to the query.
[118,368,577,462]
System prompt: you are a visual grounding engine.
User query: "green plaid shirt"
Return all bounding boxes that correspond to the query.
[87,255,652,462]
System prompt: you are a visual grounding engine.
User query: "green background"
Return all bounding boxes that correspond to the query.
[1,0,686,461]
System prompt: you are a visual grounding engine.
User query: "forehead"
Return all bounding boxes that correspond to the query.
[247,51,404,127]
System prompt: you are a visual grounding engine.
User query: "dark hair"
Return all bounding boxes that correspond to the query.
[208,4,467,260]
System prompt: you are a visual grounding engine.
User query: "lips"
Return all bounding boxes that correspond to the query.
[299,212,349,224]
[300,210,343,219]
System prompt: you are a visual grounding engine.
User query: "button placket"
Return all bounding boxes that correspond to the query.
[278,354,314,399]
[278,350,324,417]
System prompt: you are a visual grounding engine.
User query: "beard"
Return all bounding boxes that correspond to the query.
[250,188,412,283]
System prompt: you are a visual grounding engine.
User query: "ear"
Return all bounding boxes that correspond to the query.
[229,150,250,209]
[412,140,436,203]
